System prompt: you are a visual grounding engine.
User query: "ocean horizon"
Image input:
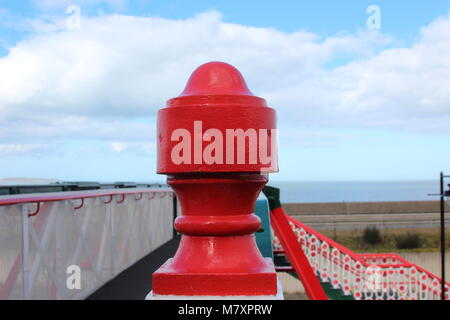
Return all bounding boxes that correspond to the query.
[0,178,442,204]
[268,180,440,203]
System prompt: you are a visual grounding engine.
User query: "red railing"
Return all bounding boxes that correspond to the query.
[273,211,449,300]
[270,207,328,300]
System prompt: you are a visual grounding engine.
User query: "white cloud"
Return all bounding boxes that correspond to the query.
[110,141,154,155]
[0,10,449,158]
[0,116,154,141]
[269,12,450,130]
[0,11,392,119]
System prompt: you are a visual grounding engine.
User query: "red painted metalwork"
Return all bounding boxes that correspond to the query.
[74,198,84,210]
[283,214,450,299]
[103,195,113,204]
[152,62,279,297]
[270,206,328,300]
[115,194,126,204]
[27,202,41,217]
[157,62,277,174]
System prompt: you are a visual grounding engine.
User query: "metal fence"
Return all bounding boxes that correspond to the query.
[0,182,167,196]
[273,215,450,300]
[0,188,174,300]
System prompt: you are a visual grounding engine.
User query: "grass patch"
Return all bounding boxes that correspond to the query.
[321,227,450,253]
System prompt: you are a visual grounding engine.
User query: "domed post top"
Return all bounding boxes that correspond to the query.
[158,61,278,174]
[179,61,254,97]
[151,62,280,298]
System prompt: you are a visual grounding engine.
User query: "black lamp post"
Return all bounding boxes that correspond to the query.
[439,172,450,301]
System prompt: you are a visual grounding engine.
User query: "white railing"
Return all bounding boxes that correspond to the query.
[0,188,174,300]
[273,215,449,300]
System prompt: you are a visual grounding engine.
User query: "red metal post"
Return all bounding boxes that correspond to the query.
[152,62,279,297]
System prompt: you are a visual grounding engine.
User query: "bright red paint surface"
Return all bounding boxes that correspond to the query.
[153,62,278,296]
[157,61,276,174]
[179,61,253,97]
[270,207,328,300]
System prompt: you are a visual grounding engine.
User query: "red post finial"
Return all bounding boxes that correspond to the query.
[152,61,279,298]
[179,61,253,96]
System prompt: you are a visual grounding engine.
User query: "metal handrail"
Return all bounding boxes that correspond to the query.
[0,187,175,300]
[0,188,172,208]
[280,214,450,299]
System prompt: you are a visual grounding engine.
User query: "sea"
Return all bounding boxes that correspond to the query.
[268,180,441,203]
[0,178,442,204]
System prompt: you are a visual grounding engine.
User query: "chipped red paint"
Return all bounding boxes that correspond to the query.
[152,62,278,296]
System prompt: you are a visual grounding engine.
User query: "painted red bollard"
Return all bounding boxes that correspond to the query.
[151,61,279,298]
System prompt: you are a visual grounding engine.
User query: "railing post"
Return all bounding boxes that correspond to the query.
[150,61,281,298]
[21,205,30,300]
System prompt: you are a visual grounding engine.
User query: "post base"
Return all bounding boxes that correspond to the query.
[152,258,278,297]
[147,278,284,300]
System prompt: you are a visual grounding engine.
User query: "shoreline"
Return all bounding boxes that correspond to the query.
[283,200,450,215]
[283,200,450,231]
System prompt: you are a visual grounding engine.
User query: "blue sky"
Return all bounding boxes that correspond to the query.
[2,1,450,34]
[0,0,449,183]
